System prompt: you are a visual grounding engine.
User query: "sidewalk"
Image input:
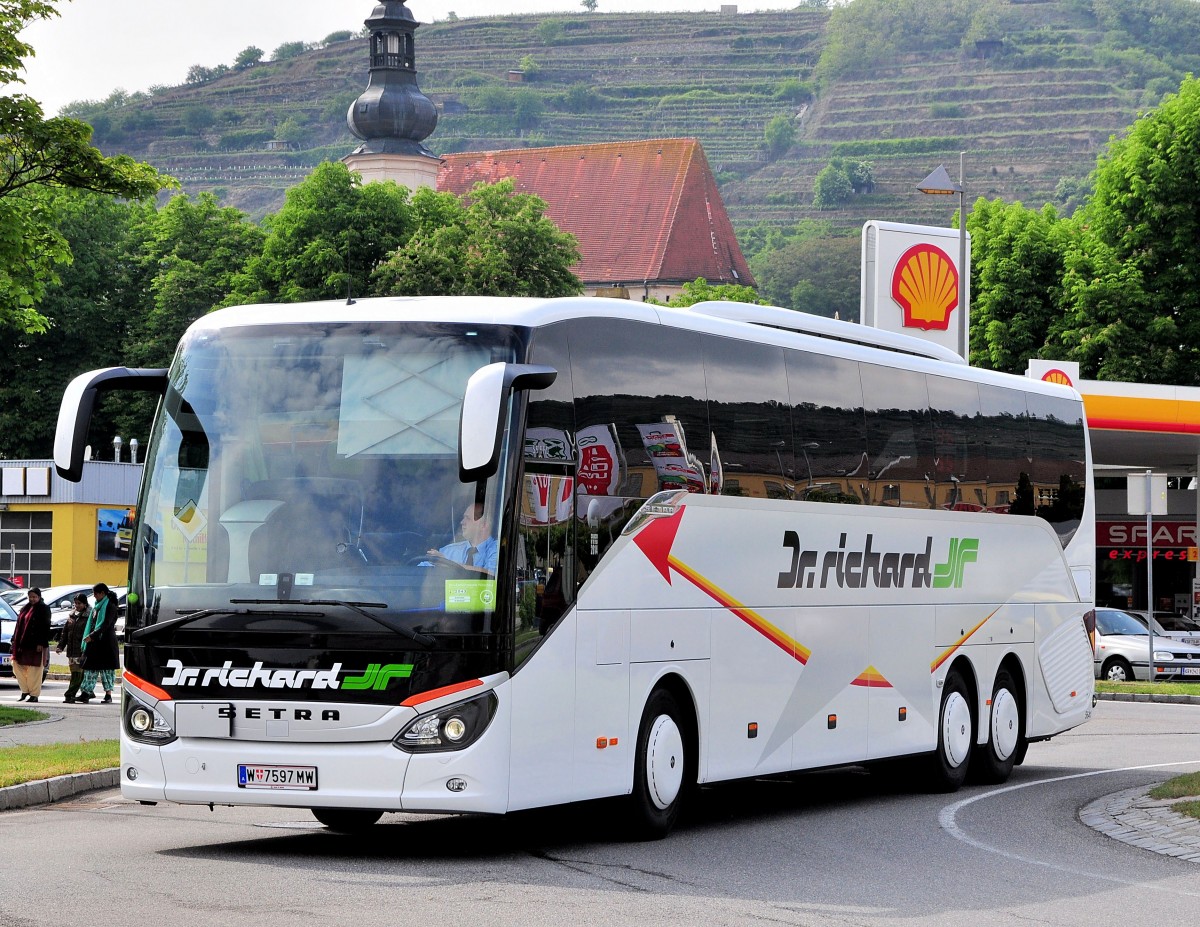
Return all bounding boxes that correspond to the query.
[1,678,123,811]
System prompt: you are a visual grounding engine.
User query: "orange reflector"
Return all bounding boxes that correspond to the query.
[747,722,758,739]
[1070,690,1077,697]
[123,670,171,702]
[827,714,837,729]
[985,698,992,706]
[596,737,607,749]
[609,738,618,747]
[898,707,907,721]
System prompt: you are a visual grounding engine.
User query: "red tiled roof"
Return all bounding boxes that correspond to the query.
[437,138,754,289]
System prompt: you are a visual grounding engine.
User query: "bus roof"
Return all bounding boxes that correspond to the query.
[191,296,1080,403]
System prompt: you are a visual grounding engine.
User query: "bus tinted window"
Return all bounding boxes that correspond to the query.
[927,375,984,511]
[704,336,792,499]
[860,363,936,508]
[1027,392,1087,542]
[979,384,1031,515]
[571,318,708,499]
[787,350,868,504]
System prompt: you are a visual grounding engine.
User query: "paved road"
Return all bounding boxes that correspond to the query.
[3,696,1200,926]
[0,677,121,747]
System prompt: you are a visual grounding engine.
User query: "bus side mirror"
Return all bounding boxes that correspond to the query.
[55,367,169,482]
[459,363,557,482]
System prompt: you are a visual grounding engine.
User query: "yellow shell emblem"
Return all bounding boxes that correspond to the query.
[1041,369,1074,386]
[891,243,959,331]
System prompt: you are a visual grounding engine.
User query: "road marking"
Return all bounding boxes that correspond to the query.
[940,761,1200,893]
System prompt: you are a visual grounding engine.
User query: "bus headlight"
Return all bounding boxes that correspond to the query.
[394,692,497,753]
[123,694,175,744]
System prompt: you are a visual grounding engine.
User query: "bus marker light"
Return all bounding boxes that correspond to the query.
[898,708,907,721]
[827,714,837,729]
[609,738,617,746]
[985,698,992,706]
[596,737,608,749]
[747,723,758,739]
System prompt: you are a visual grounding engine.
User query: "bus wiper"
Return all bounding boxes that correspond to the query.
[130,607,265,642]
[230,598,437,648]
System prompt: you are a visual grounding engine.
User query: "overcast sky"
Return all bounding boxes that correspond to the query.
[15,0,792,115]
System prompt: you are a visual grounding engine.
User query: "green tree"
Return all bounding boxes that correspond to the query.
[0,188,144,457]
[581,0,598,11]
[272,41,308,61]
[812,163,852,209]
[234,45,264,69]
[763,114,796,160]
[966,198,1073,372]
[751,234,860,319]
[1055,75,1200,382]
[372,179,580,298]
[1,0,171,332]
[648,278,765,308]
[231,161,414,304]
[519,55,541,80]
[181,105,215,135]
[128,192,265,367]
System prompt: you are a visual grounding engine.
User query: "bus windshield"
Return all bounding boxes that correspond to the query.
[130,322,520,643]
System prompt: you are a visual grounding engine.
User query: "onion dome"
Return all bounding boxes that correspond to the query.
[346,1,438,156]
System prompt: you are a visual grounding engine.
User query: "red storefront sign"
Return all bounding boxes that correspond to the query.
[1099,520,1197,560]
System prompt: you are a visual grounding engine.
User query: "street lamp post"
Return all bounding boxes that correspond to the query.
[917,153,968,357]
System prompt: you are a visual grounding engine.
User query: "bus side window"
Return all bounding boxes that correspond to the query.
[704,336,791,499]
[787,350,868,504]
[860,363,936,508]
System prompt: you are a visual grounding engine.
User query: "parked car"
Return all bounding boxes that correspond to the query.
[1131,610,1200,646]
[1094,607,1200,682]
[5,584,94,633]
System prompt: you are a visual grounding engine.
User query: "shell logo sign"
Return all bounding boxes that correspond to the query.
[890,243,959,332]
[1040,368,1074,387]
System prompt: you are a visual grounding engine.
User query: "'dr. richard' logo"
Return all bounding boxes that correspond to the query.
[777,532,979,590]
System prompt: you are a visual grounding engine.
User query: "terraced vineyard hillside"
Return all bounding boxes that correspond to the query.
[72,3,1189,233]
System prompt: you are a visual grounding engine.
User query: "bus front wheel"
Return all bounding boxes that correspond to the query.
[312,808,383,832]
[929,670,973,792]
[971,668,1023,784]
[628,688,691,840]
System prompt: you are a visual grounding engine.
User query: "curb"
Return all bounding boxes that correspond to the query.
[0,768,120,812]
[1096,692,1200,705]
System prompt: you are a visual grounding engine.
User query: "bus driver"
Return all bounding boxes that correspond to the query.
[426,502,498,575]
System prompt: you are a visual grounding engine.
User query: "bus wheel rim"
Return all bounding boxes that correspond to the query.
[991,688,1019,760]
[646,714,684,810]
[942,691,971,768]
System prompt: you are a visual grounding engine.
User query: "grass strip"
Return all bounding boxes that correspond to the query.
[0,740,120,788]
[1150,772,1200,801]
[0,706,50,727]
[1094,681,1200,696]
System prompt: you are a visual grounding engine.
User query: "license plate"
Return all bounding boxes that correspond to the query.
[1,654,10,665]
[1183,666,1200,676]
[237,764,317,790]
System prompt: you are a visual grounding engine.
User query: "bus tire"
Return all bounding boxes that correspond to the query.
[929,670,973,792]
[312,808,383,832]
[628,688,690,840]
[971,668,1022,784]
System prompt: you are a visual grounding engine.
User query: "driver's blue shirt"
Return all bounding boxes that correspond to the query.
[437,536,498,573]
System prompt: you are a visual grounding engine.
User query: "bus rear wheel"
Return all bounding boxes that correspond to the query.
[971,668,1023,784]
[312,808,383,832]
[929,670,973,792]
[628,688,691,840]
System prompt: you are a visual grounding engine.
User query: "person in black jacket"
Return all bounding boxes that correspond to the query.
[55,593,90,703]
[11,587,51,703]
[78,583,120,704]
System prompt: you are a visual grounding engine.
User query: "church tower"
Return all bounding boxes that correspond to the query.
[342,0,440,189]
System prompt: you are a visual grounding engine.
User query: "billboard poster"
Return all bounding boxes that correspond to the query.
[524,474,575,526]
[637,422,707,494]
[96,507,135,562]
[576,424,624,496]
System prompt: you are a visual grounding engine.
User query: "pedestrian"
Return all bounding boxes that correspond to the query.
[78,583,120,704]
[55,592,90,703]
[10,587,51,703]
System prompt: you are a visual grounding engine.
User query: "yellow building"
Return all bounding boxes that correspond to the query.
[1,458,141,589]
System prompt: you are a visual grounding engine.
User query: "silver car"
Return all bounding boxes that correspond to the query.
[1094,607,1200,682]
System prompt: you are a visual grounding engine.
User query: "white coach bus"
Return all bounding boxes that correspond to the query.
[55,297,1096,837]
